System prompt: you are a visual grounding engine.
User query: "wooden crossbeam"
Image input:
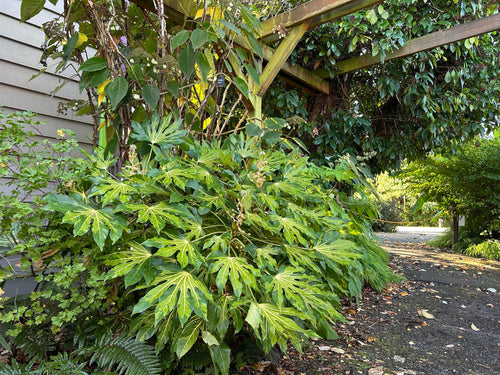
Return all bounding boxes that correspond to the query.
[334,12,500,75]
[261,0,381,43]
[257,20,313,96]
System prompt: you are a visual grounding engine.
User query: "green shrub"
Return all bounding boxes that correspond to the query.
[428,230,451,248]
[464,240,500,261]
[0,112,397,374]
[372,199,400,232]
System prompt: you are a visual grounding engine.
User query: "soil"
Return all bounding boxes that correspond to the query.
[278,231,500,375]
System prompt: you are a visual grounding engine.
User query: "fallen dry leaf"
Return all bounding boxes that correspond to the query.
[417,309,435,319]
[368,366,384,375]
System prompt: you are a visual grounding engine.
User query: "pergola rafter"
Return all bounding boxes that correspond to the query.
[260,0,382,43]
[130,0,500,117]
[332,12,500,76]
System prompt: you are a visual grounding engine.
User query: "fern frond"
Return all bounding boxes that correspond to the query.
[180,341,212,371]
[37,352,88,375]
[12,330,55,361]
[0,358,37,375]
[89,334,161,375]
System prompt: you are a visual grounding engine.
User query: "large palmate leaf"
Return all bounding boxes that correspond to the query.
[44,194,128,249]
[135,270,212,325]
[245,303,315,352]
[131,113,186,150]
[120,202,191,232]
[90,178,138,205]
[313,238,361,269]
[105,241,152,279]
[175,317,204,358]
[276,216,311,246]
[144,236,204,268]
[283,245,321,273]
[265,268,342,321]
[209,257,260,297]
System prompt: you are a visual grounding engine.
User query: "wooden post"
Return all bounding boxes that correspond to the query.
[450,207,459,247]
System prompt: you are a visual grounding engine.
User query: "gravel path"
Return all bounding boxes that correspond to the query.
[280,227,500,375]
[375,226,448,245]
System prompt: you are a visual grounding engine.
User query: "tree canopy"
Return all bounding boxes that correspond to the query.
[402,135,500,239]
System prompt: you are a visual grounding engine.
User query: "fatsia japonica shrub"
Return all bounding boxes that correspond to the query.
[38,114,396,373]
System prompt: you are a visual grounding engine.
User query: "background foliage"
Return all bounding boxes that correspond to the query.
[402,135,500,259]
[267,0,499,172]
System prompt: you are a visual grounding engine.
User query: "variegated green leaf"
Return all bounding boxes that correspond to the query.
[105,241,152,279]
[175,317,204,358]
[314,239,361,266]
[131,112,186,150]
[209,344,231,375]
[247,303,317,352]
[254,246,281,269]
[121,202,191,231]
[265,268,342,321]
[209,257,259,297]
[142,271,212,325]
[90,178,137,205]
[283,245,321,273]
[245,213,279,234]
[276,216,311,246]
[44,194,128,250]
[145,236,204,268]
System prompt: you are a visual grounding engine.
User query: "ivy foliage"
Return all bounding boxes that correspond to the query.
[267,0,499,172]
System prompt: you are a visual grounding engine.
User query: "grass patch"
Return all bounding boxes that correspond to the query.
[428,230,451,248]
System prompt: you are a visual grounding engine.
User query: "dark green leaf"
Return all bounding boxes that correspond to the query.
[191,29,208,50]
[209,344,231,375]
[232,76,249,98]
[195,53,211,82]
[220,20,241,35]
[264,117,286,130]
[62,33,79,61]
[105,76,129,110]
[172,30,190,50]
[79,57,108,72]
[246,123,262,137]
[143,84,161,109]
[167,80,180,98]
[20,0,45,22]
[262,130,281,145]
[90,68,110,87]
[243,32,263,59]
[244,63,260,86]
[179,43,196,79]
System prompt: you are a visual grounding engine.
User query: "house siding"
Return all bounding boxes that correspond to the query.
[0,0,94,193]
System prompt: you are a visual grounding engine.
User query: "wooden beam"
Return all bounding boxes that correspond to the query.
[334,12,500,75]
[261,0,381,43]
[257,19,312,96]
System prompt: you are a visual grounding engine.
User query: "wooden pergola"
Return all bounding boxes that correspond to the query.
[132,0,500,120]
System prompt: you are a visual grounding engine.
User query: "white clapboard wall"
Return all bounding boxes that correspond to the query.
[0,0,95,194]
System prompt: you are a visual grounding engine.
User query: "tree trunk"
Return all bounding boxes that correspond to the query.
[450,207,459,247]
